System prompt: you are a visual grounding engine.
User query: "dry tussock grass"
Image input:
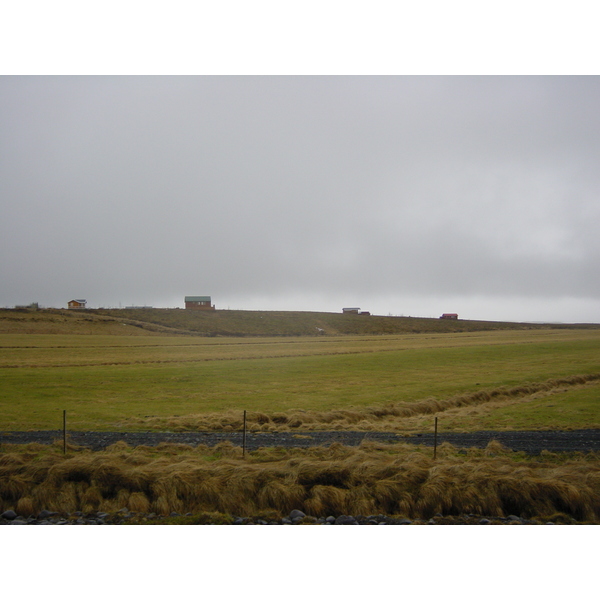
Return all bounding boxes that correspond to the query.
[304,485,349,516]
[1,440,599,521]
[126,373,600,433]
[16,496,35,516]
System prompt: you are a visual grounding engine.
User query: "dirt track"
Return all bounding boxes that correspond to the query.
[1,429,599,454]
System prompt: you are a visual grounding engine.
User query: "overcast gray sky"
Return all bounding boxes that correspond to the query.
[1,76,599,322]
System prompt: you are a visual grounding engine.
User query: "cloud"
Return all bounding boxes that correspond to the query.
[1,76,599,321]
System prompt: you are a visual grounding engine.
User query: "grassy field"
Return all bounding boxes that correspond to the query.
[1,325,598,432]
[1,309,599,522]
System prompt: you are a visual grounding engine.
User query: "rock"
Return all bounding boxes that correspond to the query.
[1,510,17,520]
[37,510,56,519]
[397,518,412,525]
[289,509,306,520]
[334,515,357,525]
[479,518,491,525]
[325,515,336,524]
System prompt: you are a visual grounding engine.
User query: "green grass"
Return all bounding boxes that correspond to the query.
[1,329,599,431]
[448,385,600,431]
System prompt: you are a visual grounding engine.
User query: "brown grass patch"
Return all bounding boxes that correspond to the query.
[16,496,35,516]
[1,441,599,522]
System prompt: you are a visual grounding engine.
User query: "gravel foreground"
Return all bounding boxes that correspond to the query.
[1,429,599,454]
[0,507,584,525]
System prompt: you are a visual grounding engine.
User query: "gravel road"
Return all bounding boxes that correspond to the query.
[1,429,599,454]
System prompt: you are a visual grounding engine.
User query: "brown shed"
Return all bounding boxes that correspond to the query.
[185,296,215,310]
[68,299,87,309]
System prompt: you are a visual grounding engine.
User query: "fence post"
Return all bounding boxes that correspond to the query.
[433,416,438,460]
[63,410,67,455]
[242,410,247,459]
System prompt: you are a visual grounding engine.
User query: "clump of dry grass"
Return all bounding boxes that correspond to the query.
[81,485,103,512]
[16,496,35,516]
[304,485,349,516]
[1,441,599,522]
[257,479,305,512]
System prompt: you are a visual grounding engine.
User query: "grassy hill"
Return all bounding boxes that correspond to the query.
[1,307,598,337]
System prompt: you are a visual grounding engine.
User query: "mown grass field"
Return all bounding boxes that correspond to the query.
[1,325,598,432]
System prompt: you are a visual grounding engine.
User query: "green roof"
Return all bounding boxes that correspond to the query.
[185,296,211,302]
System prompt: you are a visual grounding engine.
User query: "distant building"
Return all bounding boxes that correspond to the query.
[342,307,360,315]
[68,299,87,309]
[15,302,39,310]
[440,313,458,320]
[185,296,215,310]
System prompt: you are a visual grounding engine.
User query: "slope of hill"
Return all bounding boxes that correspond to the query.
[1,307,598,336]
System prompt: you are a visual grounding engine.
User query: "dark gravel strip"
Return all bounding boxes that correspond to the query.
[408,429,600,454]
[1,507,580,525]
[1,429,599,454]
